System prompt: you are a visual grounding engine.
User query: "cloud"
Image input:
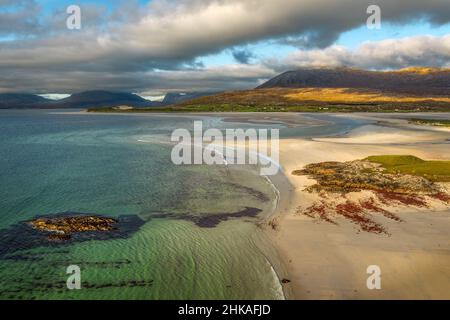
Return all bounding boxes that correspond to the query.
[0,0,450,93]
[275,34,450,70]
[0,63,274,94]
[3,0,450,67]
[1,34,450,94]
[0,0,42,36]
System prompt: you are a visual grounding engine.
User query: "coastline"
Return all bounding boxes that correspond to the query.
[265,114,450,299]
[44,109,450,299]
[257,170,297,300]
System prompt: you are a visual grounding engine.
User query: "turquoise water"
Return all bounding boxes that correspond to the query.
[0,110,361,299]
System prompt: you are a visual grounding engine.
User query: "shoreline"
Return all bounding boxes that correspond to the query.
[265,114,450,299]
[25,109,450,299]
[132,110,450,299]
[258,170,296,300]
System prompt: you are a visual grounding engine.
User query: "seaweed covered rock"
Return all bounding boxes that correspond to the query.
[29,216,118,240]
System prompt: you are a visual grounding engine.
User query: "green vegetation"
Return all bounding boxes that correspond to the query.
[89,104,334,113]
[366,155,450,182]
[408,118,450,127]
[89,103,450,113]
[88,87,450,113]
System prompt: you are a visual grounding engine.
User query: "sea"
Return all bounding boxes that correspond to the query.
[0,110,363,299]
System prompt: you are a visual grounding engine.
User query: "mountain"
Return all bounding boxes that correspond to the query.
[0,90,160,109]
[0,93,52,109]
[54,91,155,108]
[172,67,450,112]
[257,67,450,95]
[162,92,217,105]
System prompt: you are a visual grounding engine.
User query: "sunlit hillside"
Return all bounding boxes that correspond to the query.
[284,88,450,103]
[392,67,450,75]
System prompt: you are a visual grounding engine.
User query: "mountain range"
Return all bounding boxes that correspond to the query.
[0,91,160,109]
[0,90,219,109]
[2,67,449,111]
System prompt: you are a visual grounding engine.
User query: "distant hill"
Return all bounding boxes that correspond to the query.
[0,93,52,109]
[162,92,217,105]
[167,67,450,113]
[54,91,156,108]
[257,67,450,96]
[0,90,160,109]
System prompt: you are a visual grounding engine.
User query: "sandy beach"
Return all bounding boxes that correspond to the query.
[265,114,450,299]
[51,110,450,300]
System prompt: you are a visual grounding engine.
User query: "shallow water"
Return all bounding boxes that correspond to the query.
[0,110,362,299]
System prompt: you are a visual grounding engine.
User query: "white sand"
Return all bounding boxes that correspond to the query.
[314,124,450,144]
[267,115,450,299]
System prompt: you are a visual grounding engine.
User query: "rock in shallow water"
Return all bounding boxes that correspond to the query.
[28,215,119,240]
[0,212,145,259]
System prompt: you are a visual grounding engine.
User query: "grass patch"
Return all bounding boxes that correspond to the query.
[366,155,450,182]
[89,103,450,113]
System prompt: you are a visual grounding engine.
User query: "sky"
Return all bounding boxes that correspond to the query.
[0,0,449,98]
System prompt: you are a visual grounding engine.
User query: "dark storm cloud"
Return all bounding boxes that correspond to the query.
[0,64,274,94]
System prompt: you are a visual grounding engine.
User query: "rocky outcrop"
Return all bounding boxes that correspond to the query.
[292,159,450,235]
[292,160,441,195]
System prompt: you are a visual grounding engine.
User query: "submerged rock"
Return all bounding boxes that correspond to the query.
[151,206,263,228]
[29,215,118,240]
[0,213,145,259]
